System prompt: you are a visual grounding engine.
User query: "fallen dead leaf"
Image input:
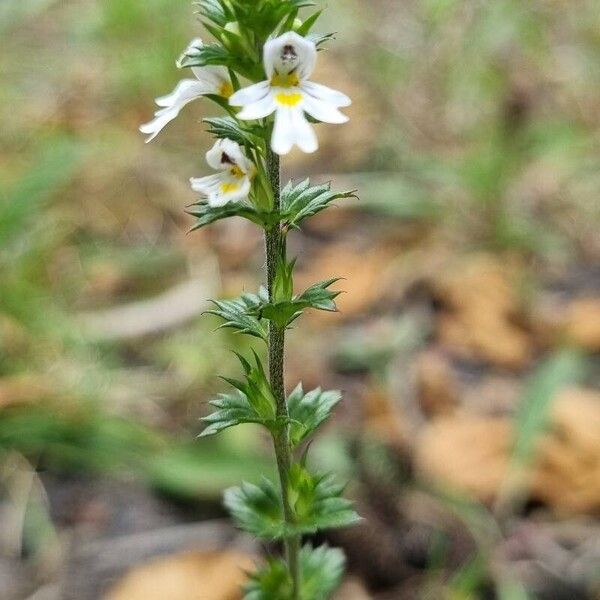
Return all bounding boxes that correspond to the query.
[297,243,398,322]
[563,297,600,352]
[415,350,459,418]
[104,550,255,600]
[433,254,532,369]
[333,577,373,599]
[362,382,408,451]
[414,415,512,503]
[532,388,600,514]
[414,388,600,514]
[0,375,52,409]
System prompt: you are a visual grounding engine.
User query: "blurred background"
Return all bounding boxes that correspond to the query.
[1,0,599,598]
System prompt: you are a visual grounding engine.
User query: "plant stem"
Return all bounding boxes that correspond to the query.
[265,147,301,599]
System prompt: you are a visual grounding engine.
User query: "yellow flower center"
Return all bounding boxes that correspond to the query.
[220,182,240,194]
[275,92,303,107]
[219,81,234,99]
[229,165,245,178]
[271,72,300,88]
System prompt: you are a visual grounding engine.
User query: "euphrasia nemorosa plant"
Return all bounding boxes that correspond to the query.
[141,2,359,598]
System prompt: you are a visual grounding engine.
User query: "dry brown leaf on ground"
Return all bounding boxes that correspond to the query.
[415,350,459,418]
[333,577,373,599]
[414,388,600,514]
[533,295,600,353]
[531,388,600,515]
[104,550,255,600]
[562,298,600,352]
[297,243,398,322]
[432,254,532,369]
[0,375,52,409]
[414,416,513,504]
[361,383,408,451]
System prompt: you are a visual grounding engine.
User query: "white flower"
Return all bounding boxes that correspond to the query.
[190,139,255,207]
[229,31,351,155]
[140,39,234,143]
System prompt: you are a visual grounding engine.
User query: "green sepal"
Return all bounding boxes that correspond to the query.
[287,383,342,447]
[245,544,345,600]
[205,294,267,341]
[225,467,360,539]
[272,258,295,304]
[204,116,265,148]
[280,179,357,229]
[309,32,337,49]
[195,0,233,27]
[199,352,276,437]
[295,10,323,36]
[177,35,260,80]
[177,42,230,69]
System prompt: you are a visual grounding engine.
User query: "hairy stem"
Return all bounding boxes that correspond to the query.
[265,147,301,599]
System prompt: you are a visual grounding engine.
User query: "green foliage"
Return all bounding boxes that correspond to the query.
[188,200,278,230]
[245,544,345,600]
[513,349,586,466]
[225,465,360,539]
[200,352,277,437]
[259,278,341,328]
[205,278,340,337]
[280,179,357,229]
[206,294,268,341]
[178,36,261,80]
[148,441,273,500]
[272,258,295,304]
[204,116,265,148]
[287,384,341,447]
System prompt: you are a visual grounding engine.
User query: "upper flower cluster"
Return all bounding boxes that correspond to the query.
[231,31,351,155]
[140,31,350,156]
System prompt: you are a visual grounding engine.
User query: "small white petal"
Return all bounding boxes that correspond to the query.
[263,31,316,80]
[192,65,228,89]
[139,108,179,143]
[229,81,271,107]
[155,79,211,108]
[271,108,296,155]
[205,139,252,173]
[302,95,349,124]
[208,176,251,207]
[237,92,277,120]
[301,81,352,108]
[271,106,318,155]
[290,108,318,153]
[190,173,224,194]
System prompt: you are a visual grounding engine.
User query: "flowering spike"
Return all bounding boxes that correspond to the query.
[140,3,357,597]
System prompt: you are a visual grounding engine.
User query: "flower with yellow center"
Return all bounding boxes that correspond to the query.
[189,139,255,207]
[140,39,233,143]
[229,31,351,155]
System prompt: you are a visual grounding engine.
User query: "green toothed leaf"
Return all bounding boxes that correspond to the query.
[245,544,345,600]
[177,42,231,69]
[204,116,265,147]
[252,279,342,328]
[287,384,342,446]
[195,0,233,27]
[200,352,277,437]
[187,201,279,230]
[280,179,357,228]
[206,293,267,341]
[225,467,360,539]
